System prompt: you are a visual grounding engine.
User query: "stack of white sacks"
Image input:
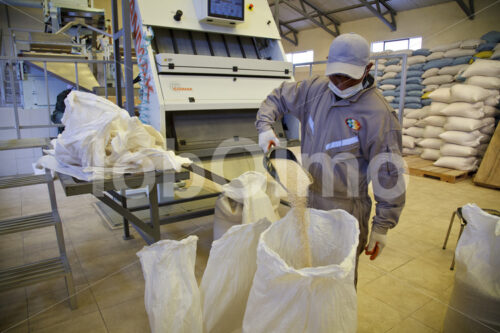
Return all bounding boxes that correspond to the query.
[425,59,500,170]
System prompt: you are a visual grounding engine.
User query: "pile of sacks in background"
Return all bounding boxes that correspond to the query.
[36,91,191,180]
[137,172,360,333]
[397,30,500,170]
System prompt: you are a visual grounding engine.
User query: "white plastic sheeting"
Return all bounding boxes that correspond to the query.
[213,171,280,240]
[444,204,500,332]
[37,91,191,180]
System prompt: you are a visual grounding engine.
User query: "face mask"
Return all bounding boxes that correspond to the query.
[328,81,364,99]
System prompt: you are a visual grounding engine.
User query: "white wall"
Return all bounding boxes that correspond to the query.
[283,0,500,64]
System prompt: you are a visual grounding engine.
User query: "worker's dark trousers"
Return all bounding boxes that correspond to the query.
[308,192,372,287]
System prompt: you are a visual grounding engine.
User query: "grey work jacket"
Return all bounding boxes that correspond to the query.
[256,75,406,233]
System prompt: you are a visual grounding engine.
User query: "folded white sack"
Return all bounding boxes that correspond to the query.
[37,91,191,180]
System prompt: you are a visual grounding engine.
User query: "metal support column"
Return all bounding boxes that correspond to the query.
[121,0,135,117]
[7,61,21,139]
[112,0,123,108]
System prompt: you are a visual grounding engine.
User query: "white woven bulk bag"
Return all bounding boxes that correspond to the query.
[243,209,359,333]
[403,147,423,155]
[380,84,396,90]
[443,48,476,58]
[438,64,468,76]
[423,125,445,138]
[420,148,440,161]
[434,156,478,171]
[423,84,439,93]
[439,130,482,147]
[422,75,454,86]
[417,138,443,149]
[381,71,398,80]
[137,236,202,333]
[465,76,500,90]
[441,144,479,157]
[429,88,452,103]
[406,109,427,119]
[403,118,417,128]
[480,123,496,135]
[414,118,427,128]
[422,116,447,127]
[385,96,395,103]
[385,65,402,72]
[483,106,500,117]
[443,204,500,333]
[444,117,484,132]
[426,52,445,61]
[480,133,492,143]
[484,94,500,106]
[460,39,485,49]
[402,135,416,148]
[201,219,271,333]
[422,67,440,78]
[440,83,454,89]
[407,55,427,65]
[429,102,449,115]
[430,42,461,52]
[439,102,484,118]
[404,126,425,137]
[450,84,492,103]
[461,59,500,78]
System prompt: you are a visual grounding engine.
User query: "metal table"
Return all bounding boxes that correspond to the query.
[58,166,226,244]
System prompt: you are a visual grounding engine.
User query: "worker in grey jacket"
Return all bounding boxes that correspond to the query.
[256,33,406,281]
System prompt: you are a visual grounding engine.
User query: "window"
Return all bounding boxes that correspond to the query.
[371,37,422,52]
[286,50,314,66]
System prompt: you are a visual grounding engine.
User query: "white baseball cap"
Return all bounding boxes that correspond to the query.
[325,33,370,79]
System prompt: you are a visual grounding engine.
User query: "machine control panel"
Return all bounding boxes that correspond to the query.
[198,0,245,25]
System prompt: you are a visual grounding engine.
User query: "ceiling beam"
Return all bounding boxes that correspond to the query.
[282,1,339,37]
[455,0,475,19]
[278,0,390,25]
[300,0,341,34]
[358,0,396,31]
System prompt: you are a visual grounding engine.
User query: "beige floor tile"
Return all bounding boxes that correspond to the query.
[357,290,404,333]
[388,231,436,258]
[0,288,28,332]
[1,321,29,333]
[0,252,25,270]
[412,299,448,332]
[361,274,431,317]
[32,310,106,333]
[100,295,151,333]
[387,316,437,333]
[357,259,386,288]
[90,261,144,310]
[0,206,23,220]
[79,250,139,283]
[73,235,128,262]
[419,247,456,271]
[0,237,24,259]
[391,258,455,303]
[28,286,98,331]
[360,244,414,272]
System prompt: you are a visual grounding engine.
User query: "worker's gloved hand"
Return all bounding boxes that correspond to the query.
[365,231,387,260]
[258,129,280,153]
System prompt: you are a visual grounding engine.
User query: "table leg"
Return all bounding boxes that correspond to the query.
[121,189,134,240]
[149,184,161,242]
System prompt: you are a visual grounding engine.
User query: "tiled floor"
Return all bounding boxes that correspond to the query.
[0,172,498,332]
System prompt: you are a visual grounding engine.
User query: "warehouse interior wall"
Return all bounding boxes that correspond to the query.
[287,0,500,81]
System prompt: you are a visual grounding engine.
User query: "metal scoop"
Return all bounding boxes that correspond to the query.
[263,146,313,193]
